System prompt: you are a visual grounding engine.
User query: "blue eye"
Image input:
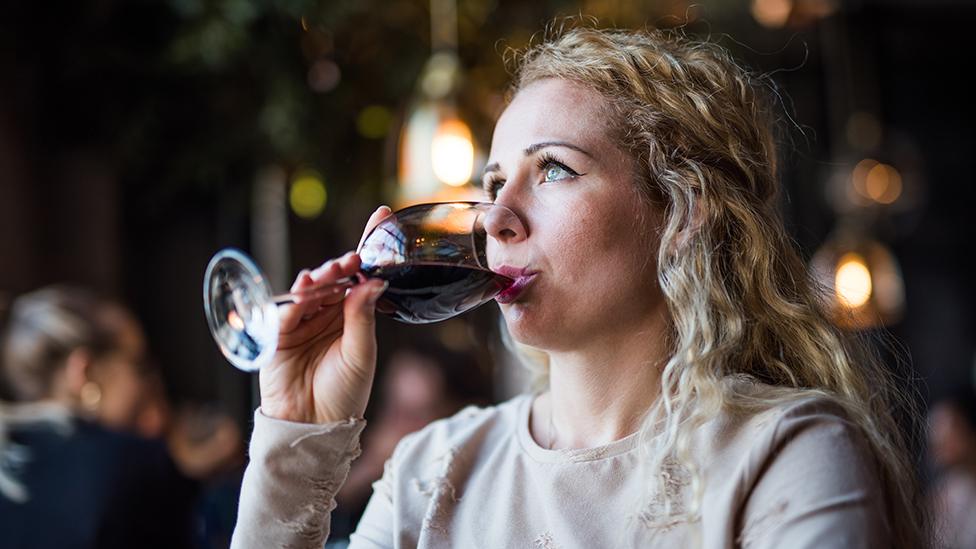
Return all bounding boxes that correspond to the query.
[537,152,579,183]
[544,163,572,182]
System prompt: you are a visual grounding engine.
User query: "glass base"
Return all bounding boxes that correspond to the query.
[203,249,279,371]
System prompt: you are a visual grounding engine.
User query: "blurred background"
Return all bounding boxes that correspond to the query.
[1,0,975,547]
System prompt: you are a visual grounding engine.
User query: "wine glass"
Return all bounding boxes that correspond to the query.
[203,201,516,371]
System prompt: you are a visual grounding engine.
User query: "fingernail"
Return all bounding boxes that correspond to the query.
[368,280,389,301]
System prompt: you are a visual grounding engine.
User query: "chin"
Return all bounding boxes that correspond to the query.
[500,306,559,351]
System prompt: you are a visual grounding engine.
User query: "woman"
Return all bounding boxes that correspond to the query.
[0,285,239,548]
[232,27,922,548]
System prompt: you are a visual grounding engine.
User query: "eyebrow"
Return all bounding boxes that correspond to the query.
[482,141,593,176]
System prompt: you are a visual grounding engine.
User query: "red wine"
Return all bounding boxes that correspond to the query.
[362,263,513,324]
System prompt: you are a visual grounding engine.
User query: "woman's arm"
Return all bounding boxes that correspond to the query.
[231,206,392,547]
[230,410,367,549]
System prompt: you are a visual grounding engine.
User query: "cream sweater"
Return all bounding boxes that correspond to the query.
[231,387,890,548]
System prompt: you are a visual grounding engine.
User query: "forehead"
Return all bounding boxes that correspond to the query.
[489,78,612,157]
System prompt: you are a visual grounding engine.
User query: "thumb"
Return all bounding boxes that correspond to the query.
[340,278,387,369]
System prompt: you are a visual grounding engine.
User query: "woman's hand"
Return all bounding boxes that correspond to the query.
[258,206,392,424]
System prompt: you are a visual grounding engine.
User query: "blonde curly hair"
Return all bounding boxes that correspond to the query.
[501,24,923,546]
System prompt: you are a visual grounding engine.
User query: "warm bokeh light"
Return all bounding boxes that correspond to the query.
[811,237,904,330]
[851,159,903,205]
[835,253,872,308]
[752,0,793,28]
[865,163,903,204]
[851,158,878,201]
[431,118,474,186]
[289,170,327,219]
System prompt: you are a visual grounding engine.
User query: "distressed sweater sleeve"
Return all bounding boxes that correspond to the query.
[230,408,366,549]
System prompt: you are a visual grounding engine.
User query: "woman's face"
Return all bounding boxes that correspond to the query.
[90,310,149,431]
[484,78,665,350]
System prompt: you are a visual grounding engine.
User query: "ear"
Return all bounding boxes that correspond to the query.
[64,348,94,397]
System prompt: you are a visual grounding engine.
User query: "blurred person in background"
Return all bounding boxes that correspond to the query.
[928,385,976,549]
[0,285,241,549]
[328,340,491,544]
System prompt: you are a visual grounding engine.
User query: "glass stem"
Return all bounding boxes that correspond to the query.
[271,273,364,305]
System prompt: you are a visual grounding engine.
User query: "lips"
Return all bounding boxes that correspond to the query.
[493,265,538,304]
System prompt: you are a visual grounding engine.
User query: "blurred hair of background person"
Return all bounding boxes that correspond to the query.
[0,285,242,549]
[327,340,492,545]
[928,382,976,549]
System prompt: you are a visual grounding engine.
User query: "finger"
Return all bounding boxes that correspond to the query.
[279,269,317,334]
[294,251,359,307]
[280,253,362,337]
[308,252,353,286]
[308,251,363,286]
[278,302,342,351]
[358,205,393,251]
[306,252,363,305]
[339,278,387,371]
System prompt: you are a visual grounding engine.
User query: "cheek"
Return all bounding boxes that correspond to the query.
[548,196,640,273]
[548,198,662,324]
[100,369,145,424]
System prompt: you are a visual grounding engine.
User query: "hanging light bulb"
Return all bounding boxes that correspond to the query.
[810,232,905,330]
[834,253,872,308]
[393,0,482,206]
[431,118,474,186]
[398,102,481,204]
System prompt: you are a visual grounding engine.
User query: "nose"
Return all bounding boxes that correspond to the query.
[483,203,527,245]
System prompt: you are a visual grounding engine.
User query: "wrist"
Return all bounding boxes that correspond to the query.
[313,401,367,425]
[259,401,312,424]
